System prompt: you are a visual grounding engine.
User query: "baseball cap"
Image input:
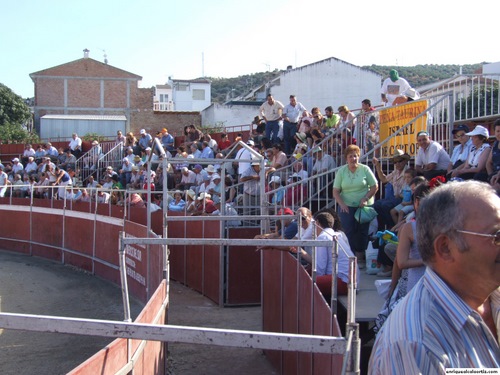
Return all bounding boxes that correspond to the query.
[452,124,470,135]
[278,207,294,216]
[140,129,146,134]
[247,139,255,146]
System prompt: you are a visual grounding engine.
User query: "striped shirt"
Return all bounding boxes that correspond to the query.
[369,267,500,374]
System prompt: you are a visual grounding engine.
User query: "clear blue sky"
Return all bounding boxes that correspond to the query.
[1,0,498,99]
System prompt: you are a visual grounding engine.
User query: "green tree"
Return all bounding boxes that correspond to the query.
[0,83,31,127]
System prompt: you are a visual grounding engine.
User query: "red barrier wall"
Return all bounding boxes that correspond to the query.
[0,204,167,374]
[226,227,261,305]
[69,281,167,375]
[262,250,343,375]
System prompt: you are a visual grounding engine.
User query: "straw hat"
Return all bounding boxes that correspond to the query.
[391,149,411,162]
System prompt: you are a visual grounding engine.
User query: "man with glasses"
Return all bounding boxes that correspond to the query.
[369,180,500,373]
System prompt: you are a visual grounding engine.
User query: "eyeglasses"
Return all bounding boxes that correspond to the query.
[455,133,466,138]
[456,229,500,246]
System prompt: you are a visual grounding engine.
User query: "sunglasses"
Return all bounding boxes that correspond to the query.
[456,229,500,246]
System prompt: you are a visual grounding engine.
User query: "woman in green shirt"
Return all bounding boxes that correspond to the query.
[333,145,378,267]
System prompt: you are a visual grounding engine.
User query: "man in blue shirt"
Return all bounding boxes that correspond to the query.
[136,129,152,155]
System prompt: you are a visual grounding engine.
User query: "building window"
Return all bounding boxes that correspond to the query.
[160,94,169,102]
[192,89,205,100]
[176,83,189,91]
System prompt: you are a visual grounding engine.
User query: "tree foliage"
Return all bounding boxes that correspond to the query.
[0,122,39,144]
[0,83,31,127]
[207,70,281,104]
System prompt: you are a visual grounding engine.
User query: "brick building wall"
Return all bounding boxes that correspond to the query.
[30,56,202,141]
[131,111,201,139]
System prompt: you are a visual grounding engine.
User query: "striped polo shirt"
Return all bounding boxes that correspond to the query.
[369,267,500,374]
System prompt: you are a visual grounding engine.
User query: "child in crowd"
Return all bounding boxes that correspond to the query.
[364,116,379,155]
[390,168,417,225]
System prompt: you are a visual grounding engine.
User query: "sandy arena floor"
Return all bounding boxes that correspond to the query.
[0,250,275,375]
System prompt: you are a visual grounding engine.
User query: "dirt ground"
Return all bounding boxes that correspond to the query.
[0,250,276,375]
[166,280,276,375]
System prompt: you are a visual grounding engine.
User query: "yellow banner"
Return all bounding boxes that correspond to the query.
[378,100,428,158]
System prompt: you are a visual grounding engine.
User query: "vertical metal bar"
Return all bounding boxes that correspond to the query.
[29,187,33,256]
[344,256,360,375]
[330,239,338,315]
[118,231,132,322]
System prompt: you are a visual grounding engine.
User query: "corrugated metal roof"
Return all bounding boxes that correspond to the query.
[41,114,127,121]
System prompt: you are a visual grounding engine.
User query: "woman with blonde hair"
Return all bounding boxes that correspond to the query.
[124,132,138,150]
[338,105,358,140]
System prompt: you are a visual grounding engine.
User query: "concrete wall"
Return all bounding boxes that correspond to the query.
[131,111,201,139]
[201,103,258,129]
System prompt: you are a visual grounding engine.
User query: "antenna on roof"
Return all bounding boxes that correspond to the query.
[97,48,108,64]
[202,52,205,77]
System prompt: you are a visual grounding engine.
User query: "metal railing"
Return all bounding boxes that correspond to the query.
[421,73,500,123]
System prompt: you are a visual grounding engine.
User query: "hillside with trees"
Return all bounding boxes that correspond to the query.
[207,63,484,104]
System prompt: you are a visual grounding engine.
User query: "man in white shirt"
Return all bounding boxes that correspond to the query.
[68,133,82,158]
[415,131,451,180]
[380,69,411,106]
[0,164,10,197]
[9,158,24,180]
[176,167,196,190]
[259,94,284,144]
[282,95,307,155]
[24,157,39,176]
[234,140,254,182]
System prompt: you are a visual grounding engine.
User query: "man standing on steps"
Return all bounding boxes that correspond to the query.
[380,69,411,106]
[282,95,306,155]
[259,94,284,145]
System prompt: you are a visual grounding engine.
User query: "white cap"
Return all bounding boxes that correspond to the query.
[269,175,281,185]
[140,129,146,134]
[465,125,489,138]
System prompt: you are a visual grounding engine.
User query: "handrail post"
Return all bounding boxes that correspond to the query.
[344,256,360,375]
[118,231,132,323]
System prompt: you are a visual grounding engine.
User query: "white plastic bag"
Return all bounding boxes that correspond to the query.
[375,279,391,299]
[365,241,382,275]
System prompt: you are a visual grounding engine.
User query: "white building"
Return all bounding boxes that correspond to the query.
[169,78,211,111]
[212,57,382,128]
[266,58,382,111]
[154,84,173,111]
[483,61,500,75]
